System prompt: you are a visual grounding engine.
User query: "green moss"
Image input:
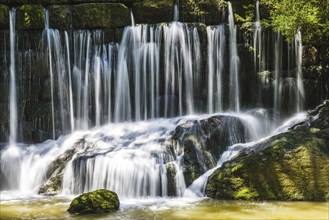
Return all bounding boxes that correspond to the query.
[206,103,329,201]
[234,187,259,200]
[68,189,120,214]
[231,163,244,174]
[0,5,9,29]
[17,4,44,30]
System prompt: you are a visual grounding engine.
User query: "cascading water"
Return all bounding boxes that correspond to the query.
[207,25,225,113]
[295,31,305,112]
[9,8,17,146]
[45,10,56,139]
[228,2,240,112]
[253,0,264,73]
[273,32,283,124]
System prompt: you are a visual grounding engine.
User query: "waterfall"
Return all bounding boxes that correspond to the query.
[273,32,282,124]
[9,8,17,146]
[253,0,264,73]
[295,31,305,112]
[174,1,179,22]
[45,10,56,139]
[228,2,240,112]
[207,25,225,113]
[65,32,75,132]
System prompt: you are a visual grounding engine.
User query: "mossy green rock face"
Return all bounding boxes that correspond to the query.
[206,101,329,201]
[68,189,120,214]
[48,5,72,30]
[72,3,129,29]
[0,5,9,29]
[133,0,174,24]
[16,4,45,30]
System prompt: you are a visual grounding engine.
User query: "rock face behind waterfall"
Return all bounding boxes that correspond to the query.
[68,189,120,214]
[206,101,329,201]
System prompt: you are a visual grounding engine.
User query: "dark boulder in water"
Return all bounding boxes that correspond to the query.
[206,101,329,201]
[68,189,120,214]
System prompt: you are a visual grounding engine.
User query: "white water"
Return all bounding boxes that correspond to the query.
[295,31,305,112]
[45,10,56,139]
[253,0,264,73]
[273,32,283,124]
[228,2,240,112]
[9,8,17,146]
[1,110,277,199]
[207,25,225,113]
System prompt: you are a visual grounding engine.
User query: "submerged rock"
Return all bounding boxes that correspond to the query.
[68,189,120,214]
[206,101,329,201]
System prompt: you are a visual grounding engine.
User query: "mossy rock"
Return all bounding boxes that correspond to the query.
[0,4,9,29]
[72,3,130,29]
[68,189,120,214]
[16,4,45,30]
[0,0,69,6]
[48,5,71,29]
[180,0,226,24]
[206,101,329,201]
[133,0,174,24]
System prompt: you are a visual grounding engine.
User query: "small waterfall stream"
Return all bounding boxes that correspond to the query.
[9,8,17,146]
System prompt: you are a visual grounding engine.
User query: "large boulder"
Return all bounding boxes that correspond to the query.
[68,189,120,214]
[206,101,329,201]
[166,115,246,188]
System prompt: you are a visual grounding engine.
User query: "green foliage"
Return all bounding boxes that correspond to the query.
[261,0,329,44]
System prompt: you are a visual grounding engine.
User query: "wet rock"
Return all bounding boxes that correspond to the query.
[67,189,120,214]
[1,0,69,6]
[72,3,130,29]
[180,0,226,24]
[48,5,72,30]
[167,115,246,187]
[38,142,82,195]
[133,0,174,24]
[206,101,329,201]
[0,5,9,29]
[165,162,177,197]
[16,4,45,30]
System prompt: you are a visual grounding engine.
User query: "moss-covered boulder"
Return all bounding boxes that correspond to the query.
[206,101,329,201]
[72,3,130,29]
[68,189,120,214]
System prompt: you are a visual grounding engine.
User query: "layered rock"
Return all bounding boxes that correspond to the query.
[206,101,329,201]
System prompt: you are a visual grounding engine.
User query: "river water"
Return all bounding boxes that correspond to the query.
[1,195,328,219]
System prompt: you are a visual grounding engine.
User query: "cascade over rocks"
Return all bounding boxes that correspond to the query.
[38,114,251,196]
[67,189,120,214]
[206,101,329,201]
